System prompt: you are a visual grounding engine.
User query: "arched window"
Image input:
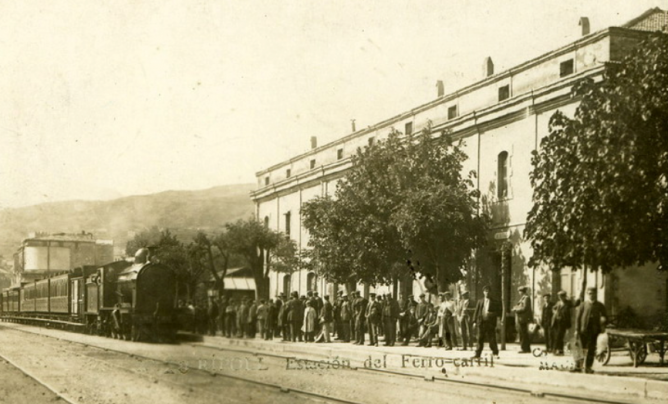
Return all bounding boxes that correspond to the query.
[498,151,509,199]
[307,272,317,292]
[264,216,269,228]
[283,274,291,295]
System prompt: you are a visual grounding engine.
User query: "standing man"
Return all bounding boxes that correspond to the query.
[256,299,268,339]
[218,297,228,337]
[248,299,258,338]
[275,294,284,339]
[398,295,409,345]
[339,294,351,342]
[207,297,219,336]
[512,286,533,353]
[265,299,277,340]
[551,291,571,356]
[383,294,399,346]
[472,285,500,359]
[574,287,607,373]
[366,293,381,346]
[415,294,429,338]
[333,290,343,340]
[354,291,368,345]
[286,292,297,342]
[456,291,472,351]
[236,299,248,338]
[444,292,458,349]
[225,298,236,338]
[540,294,554,353]
[317,295,333,343]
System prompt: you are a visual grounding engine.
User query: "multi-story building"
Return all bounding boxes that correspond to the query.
[251,8,668,324]
[12,232,114,286]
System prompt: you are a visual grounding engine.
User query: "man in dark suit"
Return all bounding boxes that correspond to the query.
[540,293,554,353]
[472,285,500,358]
[383,294,399,346]
[551,290,571,355]
[512,286,533,353]
[575,287,607,373]
[366,293,381,346]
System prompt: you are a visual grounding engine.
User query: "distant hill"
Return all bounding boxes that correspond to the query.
[0,183,256,260]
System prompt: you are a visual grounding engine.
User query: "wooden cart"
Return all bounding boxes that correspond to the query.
[598,328,668,367]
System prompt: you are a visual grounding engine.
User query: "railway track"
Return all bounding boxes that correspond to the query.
[0,323,653,404]
[0,350,77,404]
[189,340,646,404]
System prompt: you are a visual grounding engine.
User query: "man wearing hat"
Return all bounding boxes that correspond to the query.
[456,291,472,350]
[416,294,429,337]
[472,285,500,359]
[339,294,351,342]
[275,293,285,339]
[365,293,381,346]
[540,293,554,353]
[382,293,399,346]
[574,287,607,373]
[333,290,344,340]
[512,286,533,353]
[551,291,571,355]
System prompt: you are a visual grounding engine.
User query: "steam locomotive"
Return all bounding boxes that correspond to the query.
[0,248,177,343]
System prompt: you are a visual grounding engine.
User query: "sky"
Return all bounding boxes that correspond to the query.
[0,0,664,208]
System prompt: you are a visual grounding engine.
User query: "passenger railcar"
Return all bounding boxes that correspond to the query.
[0,248,177,343]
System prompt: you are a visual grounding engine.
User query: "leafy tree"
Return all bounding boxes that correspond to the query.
[125,226,162,256]
[525,33,668,298]
[302,124,488,291]
[225,218,299,299]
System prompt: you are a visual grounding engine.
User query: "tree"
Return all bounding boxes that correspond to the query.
[125,226,162,256]
[302,124,488,291]
[127,228,207,301]
[226,218,299,299]
[525,33,668,298]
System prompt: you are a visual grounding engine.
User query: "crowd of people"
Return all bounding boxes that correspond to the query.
[180,284,605,373]
[181,289,479,351]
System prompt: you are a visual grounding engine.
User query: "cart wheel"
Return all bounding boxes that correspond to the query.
[636,345,648,365]
[596,345,612,366]
[629,342,648,367]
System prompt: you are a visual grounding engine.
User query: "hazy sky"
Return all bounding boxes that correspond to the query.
[0,0,663,208]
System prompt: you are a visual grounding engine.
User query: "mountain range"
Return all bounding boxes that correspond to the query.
[0,183,256,261]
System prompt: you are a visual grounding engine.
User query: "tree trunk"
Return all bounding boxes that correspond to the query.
[255,275,270,300]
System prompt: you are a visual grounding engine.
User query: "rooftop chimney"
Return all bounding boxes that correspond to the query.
[310,136,317,149]
[436,80,444,97]
[483,57,494,77]
[351,119,356,132]
[579,17,590,36]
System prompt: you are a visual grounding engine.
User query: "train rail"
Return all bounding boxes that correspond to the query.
[0,324,363,404]
[0,349,77,404]
[1,322,647,404]
[189,340,647,404]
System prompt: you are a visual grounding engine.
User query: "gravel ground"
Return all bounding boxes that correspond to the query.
[0,323,648,404]
[0,326,324,404]
[0,356,61,404]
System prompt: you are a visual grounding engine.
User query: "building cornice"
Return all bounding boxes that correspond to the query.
[251,64,606,202]
[255,27,650,181]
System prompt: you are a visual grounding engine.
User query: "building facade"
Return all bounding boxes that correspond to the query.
[12,232,114,286]
[251,9,668,324]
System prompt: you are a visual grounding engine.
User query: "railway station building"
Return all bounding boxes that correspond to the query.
[251,9,668,326]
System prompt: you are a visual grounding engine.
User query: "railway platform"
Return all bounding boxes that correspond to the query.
[187,332,668,402]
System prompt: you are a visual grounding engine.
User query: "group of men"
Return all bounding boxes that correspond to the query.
[192,283,606,374]
[512,285,607,374]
